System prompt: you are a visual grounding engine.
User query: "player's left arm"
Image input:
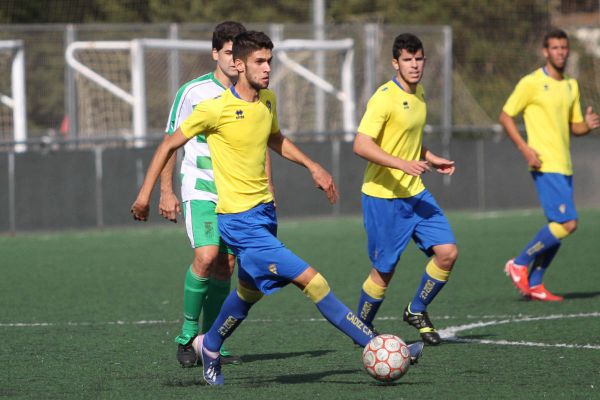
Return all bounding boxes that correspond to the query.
[571,106,600,136]
[268,131,338,204]
[421,146,455,175]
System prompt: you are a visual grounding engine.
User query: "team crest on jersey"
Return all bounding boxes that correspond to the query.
[235,109,244,119]
[543,84,549,91]
[268,264,278,275]
[559,204,566,214]
[265,100,272,112]
[403,101,409,109]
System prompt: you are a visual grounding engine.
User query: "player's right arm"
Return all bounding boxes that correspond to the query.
[499,77,541,169]
[498,111,541,169]
[131,129,190,221]
[353,133,430,176]
[158,142,180,222]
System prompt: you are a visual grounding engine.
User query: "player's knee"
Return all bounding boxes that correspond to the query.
[236,283,263,304]
[562,220,577,234]
[191,248,219,275]
[434,245,458,270]
[303,273,331,303]
[549,221,575,239]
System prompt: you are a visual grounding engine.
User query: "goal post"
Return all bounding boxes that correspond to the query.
[0,40,27,152]
[65,37,356,143]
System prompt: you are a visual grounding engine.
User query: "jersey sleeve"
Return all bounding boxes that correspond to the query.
[165,87,193,135]
[261,91,279,134]
[502,76,532,117]
[179,99,219,139]
[568,79,584,124]
[357,91,390,139]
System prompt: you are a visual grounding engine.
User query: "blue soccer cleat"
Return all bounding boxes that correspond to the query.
[407,341,424,365]
[197,335,224,386]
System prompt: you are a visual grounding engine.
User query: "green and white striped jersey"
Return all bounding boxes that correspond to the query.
[165,72,225,203]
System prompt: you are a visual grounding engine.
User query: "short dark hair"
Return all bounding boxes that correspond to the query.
[392,33,424,59]
[543,29,568,48]
[232,31,274,62]
[212,21,246,51]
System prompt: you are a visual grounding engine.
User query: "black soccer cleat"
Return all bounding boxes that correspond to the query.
[176,338,198,368]
[403,305,442,346]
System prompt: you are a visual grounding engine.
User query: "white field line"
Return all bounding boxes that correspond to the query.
[0,314,530,327]
[1,312,599,328]
[438,312,600,349]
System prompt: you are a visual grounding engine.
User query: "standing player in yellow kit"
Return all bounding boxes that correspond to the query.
[500,29,600,301]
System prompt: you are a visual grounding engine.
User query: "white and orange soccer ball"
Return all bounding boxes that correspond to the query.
[362,334,411,382]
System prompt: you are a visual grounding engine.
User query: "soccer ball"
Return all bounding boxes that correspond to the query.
[362,334,411,382]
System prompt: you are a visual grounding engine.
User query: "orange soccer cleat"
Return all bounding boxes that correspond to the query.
[504,259,530,297]
[528,284,564,302]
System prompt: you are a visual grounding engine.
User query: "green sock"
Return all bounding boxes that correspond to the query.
[201,277,231,335]
[175,266,209,345]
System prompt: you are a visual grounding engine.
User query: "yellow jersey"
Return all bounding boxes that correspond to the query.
[358,78,426,198]
[503,67,584,175]
[180,87,278,214]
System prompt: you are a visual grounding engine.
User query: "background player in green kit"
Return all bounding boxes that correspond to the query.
[158,21,248,366]
[354,33,458,346]
[500,29,600,301]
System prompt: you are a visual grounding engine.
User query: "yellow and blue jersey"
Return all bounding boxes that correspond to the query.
[503,67,584,175]
[180,87,278,214]
[358,78,427,199]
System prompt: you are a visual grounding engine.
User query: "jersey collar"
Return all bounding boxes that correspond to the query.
[392,76,408,92]
[230,84,242,99]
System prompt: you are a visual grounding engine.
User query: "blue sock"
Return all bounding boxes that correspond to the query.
[316,291,374,347]
[529,243,561,287]
[409,272,447,313]
[203,290,253,353]
[356,289,383,327]
[515,225,561,266]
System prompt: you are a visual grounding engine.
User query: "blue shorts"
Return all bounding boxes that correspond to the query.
[531,172,577,223]
[217,202,309,295]
[362,190,456,273]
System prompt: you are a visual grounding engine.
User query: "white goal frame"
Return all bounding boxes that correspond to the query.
[0,40,27,152]
[65,38,356,142]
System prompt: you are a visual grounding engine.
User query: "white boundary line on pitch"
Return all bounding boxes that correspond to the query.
[0,314,543,327]
[438,312,600,350]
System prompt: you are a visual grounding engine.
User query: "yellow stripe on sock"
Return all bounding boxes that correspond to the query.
[303,273,330,303]
[362,275,386,299]
[548,222,569,239]
[426,259,450,282]
[236,284,263,304]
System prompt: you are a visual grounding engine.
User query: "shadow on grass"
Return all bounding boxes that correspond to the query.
[163,376,206,388]
[240,369,425,386]
[240,349,335,363]
[562,291,600,300]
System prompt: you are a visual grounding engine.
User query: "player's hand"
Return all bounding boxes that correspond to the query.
[399,160,431,176]
[426,155,455,176]
[310,164,339,204]
[521,145,541,169]
[584,106,600,131]
[131,198,150,222]
[159,191,181,223]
